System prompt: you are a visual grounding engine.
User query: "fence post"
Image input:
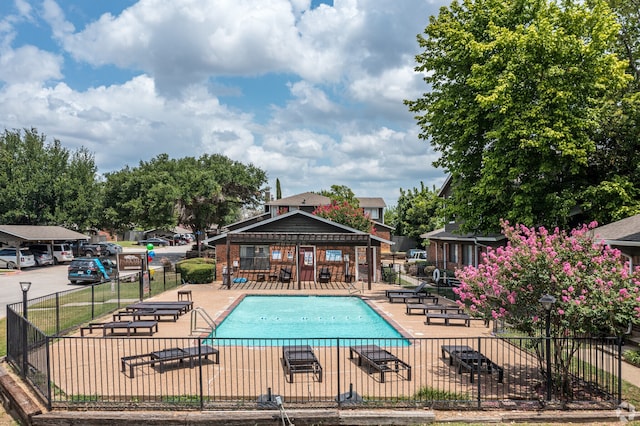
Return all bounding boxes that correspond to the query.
[91,284,95,319]
[55,293,60,334]
[476,337,481,408]
[336,338,341,405]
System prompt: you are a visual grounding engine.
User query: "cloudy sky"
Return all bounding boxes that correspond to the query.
[0,0,448,207]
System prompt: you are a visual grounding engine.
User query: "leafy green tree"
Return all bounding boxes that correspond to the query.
[102,154,268,244]
[456,220,640,399]
[406,0,631,233]
[0,128,101,229]
[319,185,360,207]
[395,182,444,241]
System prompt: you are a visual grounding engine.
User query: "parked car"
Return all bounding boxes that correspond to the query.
[0,258,12,269]
[68,241,103,257]
[28,243,75,264]
[30,248,55,266]
[97,242,123,256]
[0,248,36,268]
[68,258,116,284]
[406,250,427,263]
[137,237,170,247]
[405,248,425,260]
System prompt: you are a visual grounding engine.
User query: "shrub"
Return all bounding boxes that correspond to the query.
[624,349,640,368]
[176,258,215,284]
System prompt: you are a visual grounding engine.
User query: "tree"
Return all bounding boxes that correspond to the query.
[313,201,375,234]
[276,178,282,199]
[0,128,101,229]
[319,185,359,207]
[406,0,632,233]
[455,220,640,399]
[102,154,268,245]
[395,182,444,241]
[314,184,375,233]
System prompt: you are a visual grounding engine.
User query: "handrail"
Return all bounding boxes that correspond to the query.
[190,307,216,337]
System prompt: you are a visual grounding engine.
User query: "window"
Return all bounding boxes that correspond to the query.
[239,245,270,270]
[463,244,474,266]
[363,207,379,220]
[325,250,342,261]
[448,243,459,263]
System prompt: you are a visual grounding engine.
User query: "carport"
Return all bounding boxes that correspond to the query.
[0,225,90,269]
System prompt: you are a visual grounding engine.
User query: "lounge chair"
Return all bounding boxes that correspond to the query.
[441,346,503,383]
[121,345,220,378]
[385,282,428,297]
[112,308,182,322]
[281,345,322,383]
[279,267,292,284]
[318,267,331,283]
[80,320,159,337]
[125,301,193,314]
[349,345,411,383]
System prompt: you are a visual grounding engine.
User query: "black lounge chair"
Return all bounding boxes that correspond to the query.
[80,320,158,337]
[349,345,411,383]
[440,345,503,383]
[279,267,292,283]
[121,345,220,378]
[385,282,428,297]
[281,345,322,383]
[318,267,331,283]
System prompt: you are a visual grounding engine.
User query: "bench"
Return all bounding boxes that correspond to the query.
[121,345,220,378]
[405,303,463,315]
[441,345,475,364]
[425,313,472,326]
[113,309,181,322]
[81,321,159,337]
[125,301,193,314]
[387,293,439,304]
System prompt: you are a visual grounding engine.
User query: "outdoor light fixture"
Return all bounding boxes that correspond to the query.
[20,281,32,293]
[19,281,32,378]
[539,294,556,311]
[539,293,556,401]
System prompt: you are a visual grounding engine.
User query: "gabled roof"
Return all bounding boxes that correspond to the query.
[267,192,386,208]
[420,225,505,243]
[0,225,89,243]
[592,214,640,246]
[204,210,393,245]
[267,192,330,207]
[358,197,386,208]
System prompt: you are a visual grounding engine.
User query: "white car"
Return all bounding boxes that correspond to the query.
[0,247,36,268]
[406,250,427,263]
[28,243,74,264]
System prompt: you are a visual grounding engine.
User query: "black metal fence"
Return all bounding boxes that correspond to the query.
[14,333,623,411]
[6,268,183,402]
[5,268,623,412]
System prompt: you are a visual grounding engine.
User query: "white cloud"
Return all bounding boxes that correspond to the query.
[0,45,63,84]
[0,0,450,206]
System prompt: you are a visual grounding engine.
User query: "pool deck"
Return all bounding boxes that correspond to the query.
[7,278,635,425]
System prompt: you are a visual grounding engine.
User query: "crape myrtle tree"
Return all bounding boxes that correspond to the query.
[406,0,632,233]
[314,185,375,233]
[455,220,640,400]
[102,154,268,246]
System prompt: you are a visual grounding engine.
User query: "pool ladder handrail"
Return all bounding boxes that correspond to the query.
[190,307,216,337]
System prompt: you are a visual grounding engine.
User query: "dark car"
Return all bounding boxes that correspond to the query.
[68,258,116,284]
[137,237,170,247]
[97,241,123,256]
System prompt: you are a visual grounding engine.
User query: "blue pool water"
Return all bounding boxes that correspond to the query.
[211,295,408,346]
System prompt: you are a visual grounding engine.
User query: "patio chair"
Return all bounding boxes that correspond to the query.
[281,345,322,383]
[385,282,428,298]
[318,267,331,283]
[278,267,292,284]
[349,345,411,383]
[121,344,220,378]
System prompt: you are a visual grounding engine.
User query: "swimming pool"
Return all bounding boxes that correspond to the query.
[211,295,409,346]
